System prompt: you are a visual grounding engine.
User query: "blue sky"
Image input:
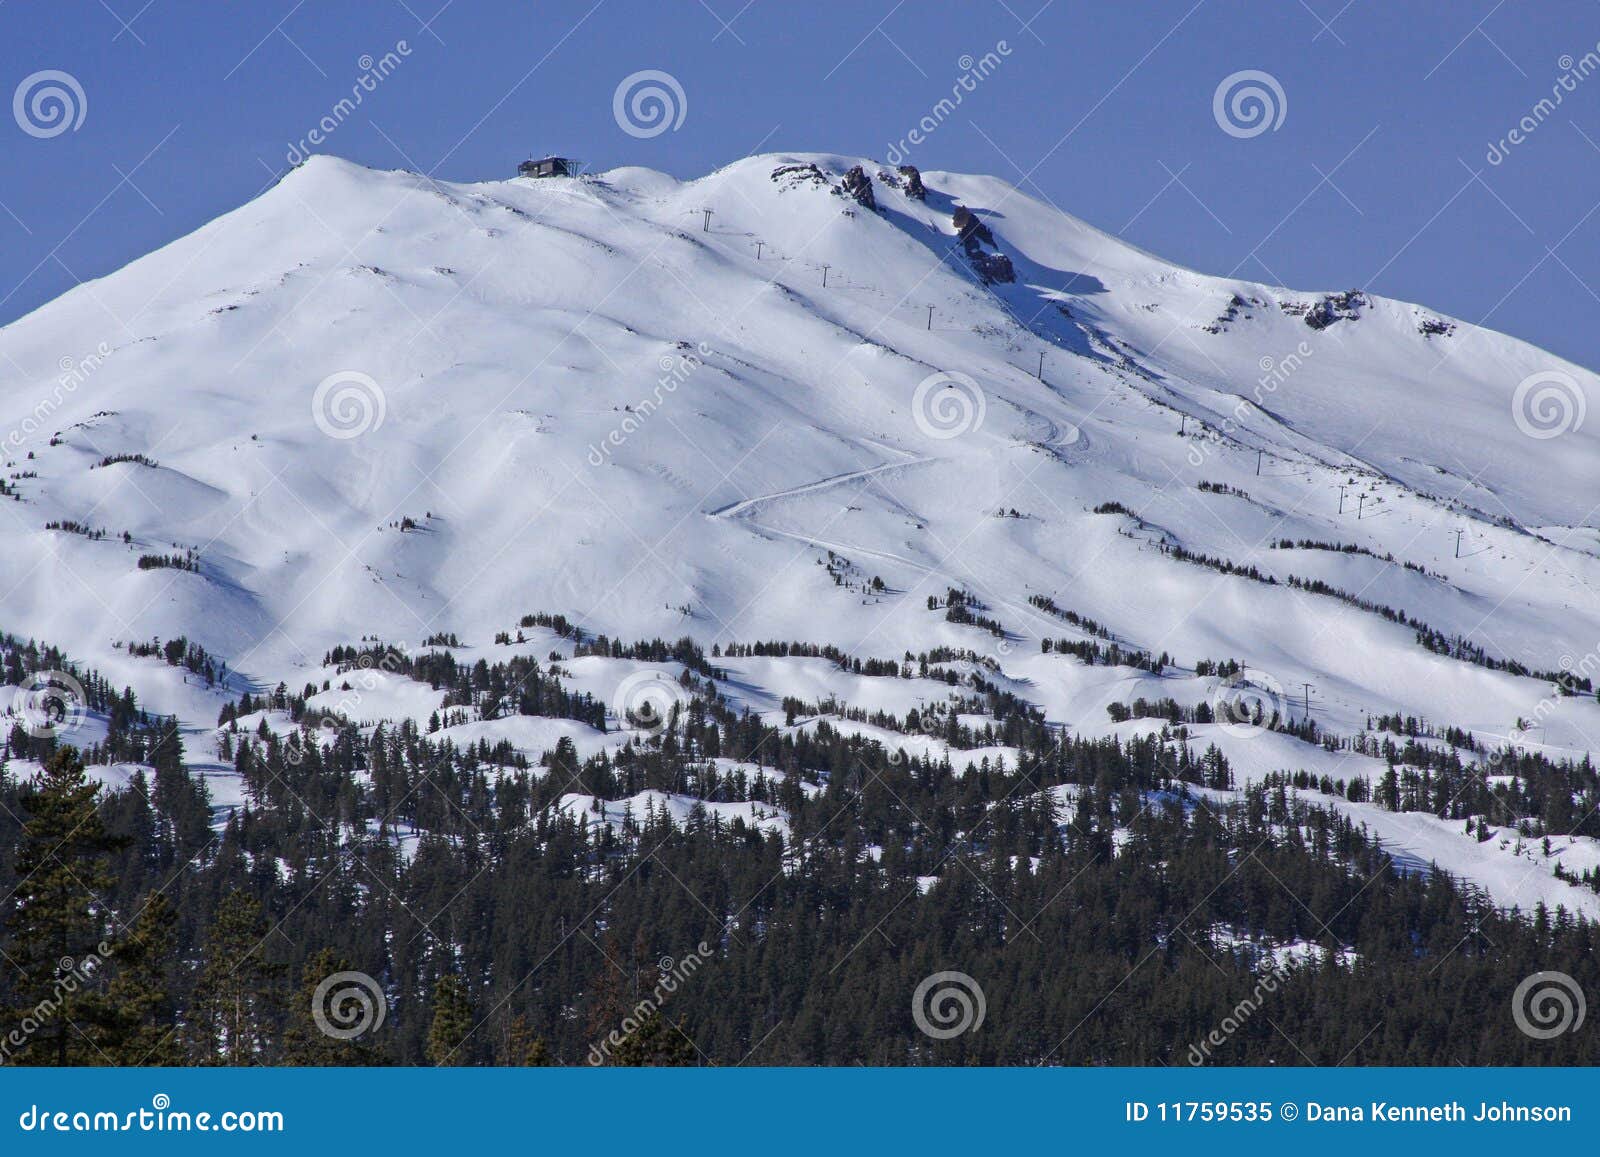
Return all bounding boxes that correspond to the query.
[4,1,1599,368]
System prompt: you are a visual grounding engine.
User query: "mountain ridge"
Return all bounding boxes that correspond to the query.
[0,151,1597,922]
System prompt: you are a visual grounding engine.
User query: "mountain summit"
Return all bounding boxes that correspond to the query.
[1,152,1597,914]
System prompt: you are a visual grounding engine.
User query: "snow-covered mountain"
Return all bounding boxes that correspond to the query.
[2,151,1598,915]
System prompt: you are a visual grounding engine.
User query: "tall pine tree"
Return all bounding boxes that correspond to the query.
[100,891,182,1065]
[281,948,384,1065]
[187,890,280,1064]
[3,748,123,1065]
[425,973,472,1065]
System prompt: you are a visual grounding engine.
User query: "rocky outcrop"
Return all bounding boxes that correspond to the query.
[839,165,877,210]
[952,204,1014,283]
[769,162,828,190]
[876,164,927,202]
[1281,289,1366,330]
[1202,292,1267,334]
[952,204,992,247]
[968,250,1014,283]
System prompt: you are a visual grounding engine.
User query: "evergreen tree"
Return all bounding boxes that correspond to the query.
[503,1012,552,1065]
[187,890,280,1064]
[149,722,210,868]
[425,973,473,1065]
[281,948,384,1065]
[612,1011,698,1066]
[5,627,1600,1068]
[101,891,182,1065]
[2,748,123,1065]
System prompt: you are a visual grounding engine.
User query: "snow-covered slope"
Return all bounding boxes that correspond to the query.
[2,151,1597,912]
